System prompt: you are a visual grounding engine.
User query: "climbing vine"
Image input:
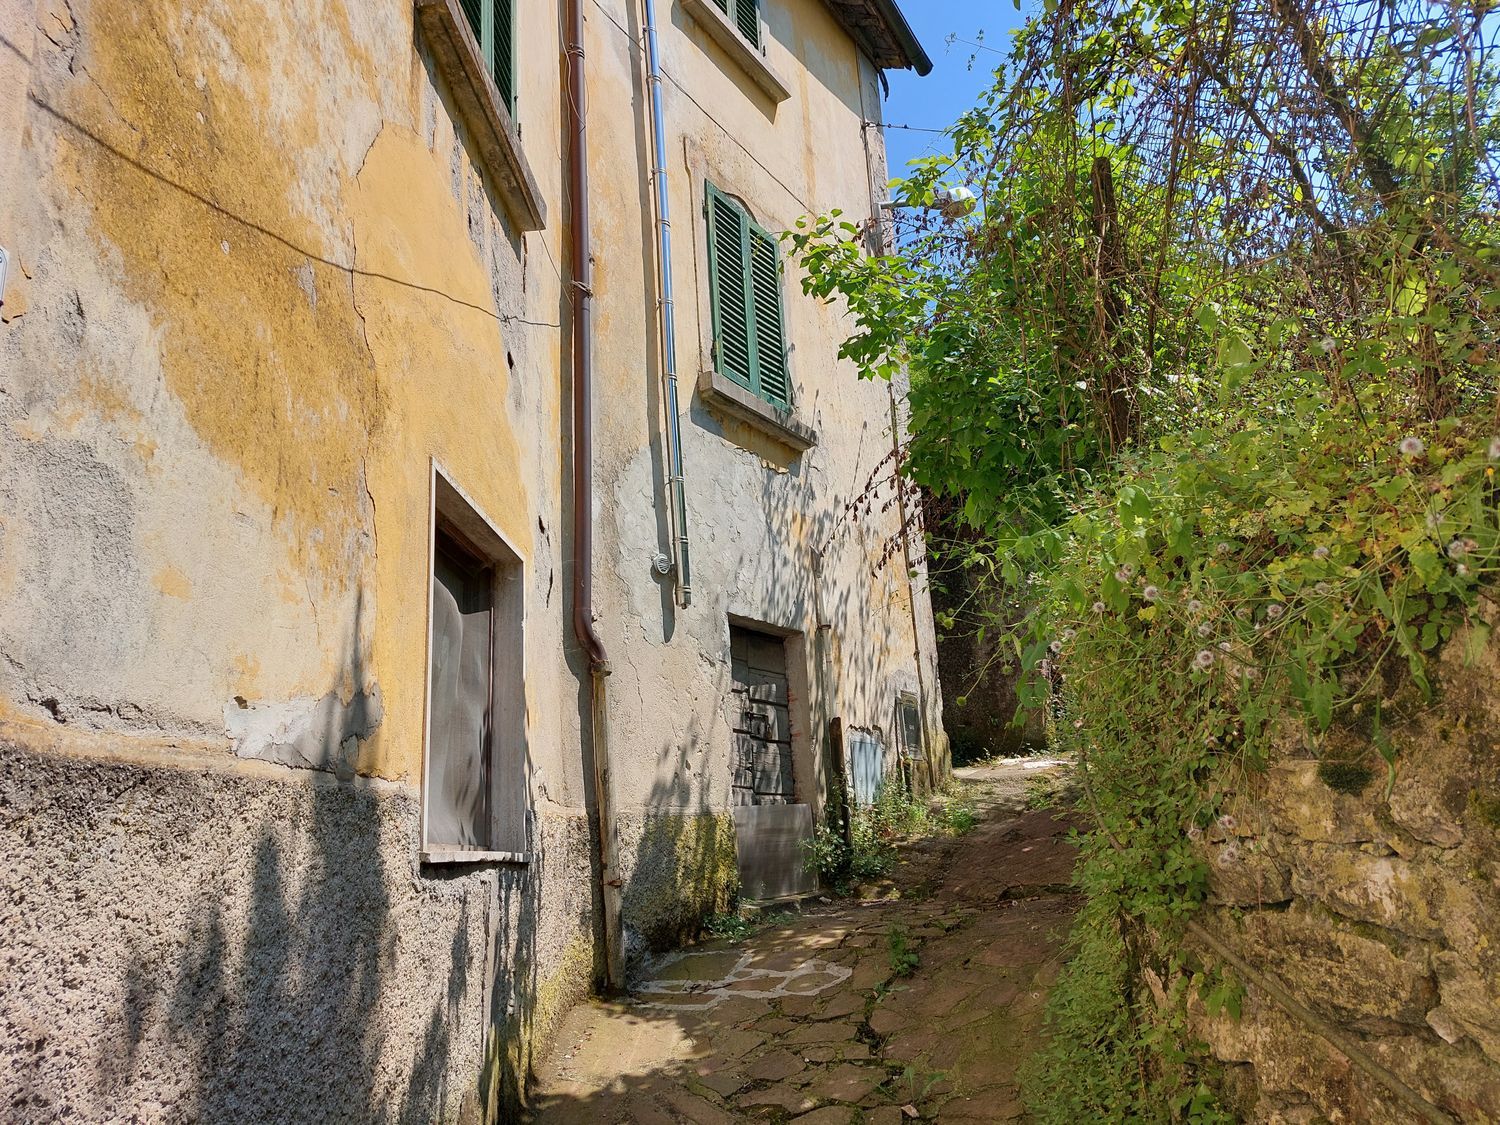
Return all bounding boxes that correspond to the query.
[789,0,1500,1115]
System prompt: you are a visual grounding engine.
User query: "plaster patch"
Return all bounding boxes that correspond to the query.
[225,685,383,774]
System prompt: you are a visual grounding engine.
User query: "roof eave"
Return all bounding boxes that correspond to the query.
[870,0,932,75]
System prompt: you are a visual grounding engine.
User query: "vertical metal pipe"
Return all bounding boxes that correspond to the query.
[641,0,693,606]
[566,0,625,993]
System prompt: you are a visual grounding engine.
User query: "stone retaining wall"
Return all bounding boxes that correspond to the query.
[1185,625,1500,1122]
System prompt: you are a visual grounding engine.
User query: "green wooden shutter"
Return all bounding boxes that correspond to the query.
[735,0,761,47]
[494,0,515,114]
[707,185,754,389]
[456,1,515,116]
[459,0,484,53]
[748,226,790,407]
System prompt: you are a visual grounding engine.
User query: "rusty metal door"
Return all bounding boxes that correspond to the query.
[729,626,794,806]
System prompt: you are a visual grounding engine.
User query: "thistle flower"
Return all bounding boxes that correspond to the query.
[1049,640,1063,654]
[1194,649,1215,670]
[1216,542,1234,556]
[1115,568,1132,583]
[1092,601,1106,614]
[1118,563,1136,578]
[1217,813,1237,832]
[1216,844,1241,868]
[1312,545,1330,560]
[1187,599,1204,614]
[1317,336,1337,354]
[1186,825,1203,841]
[1400,436,1425,457]
[1143,585,1161,602]
[1062,628,1076,641]
[1218,641,1232,652]
[1265,603,1285,620]
[1447,539,1469,559]
[1198,622,1213,637]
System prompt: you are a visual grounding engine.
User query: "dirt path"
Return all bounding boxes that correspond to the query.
[530,761,1083,1124]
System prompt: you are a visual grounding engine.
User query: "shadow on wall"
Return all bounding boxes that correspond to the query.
[2,596,563,1123]
[619,714,740,964]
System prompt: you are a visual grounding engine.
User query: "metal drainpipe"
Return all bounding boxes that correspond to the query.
[641,0,693,606]
[566,0,625,993]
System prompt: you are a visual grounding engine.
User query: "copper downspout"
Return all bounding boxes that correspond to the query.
[567,0,625,992]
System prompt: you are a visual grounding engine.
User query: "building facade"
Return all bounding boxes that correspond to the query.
[0,0,941,1118]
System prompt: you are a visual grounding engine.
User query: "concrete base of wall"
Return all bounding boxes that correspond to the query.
[0,738,595,1123]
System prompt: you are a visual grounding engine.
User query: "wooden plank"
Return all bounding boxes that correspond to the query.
[745,634,786,674]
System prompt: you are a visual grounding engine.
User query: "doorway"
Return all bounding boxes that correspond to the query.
[729,625,794,806]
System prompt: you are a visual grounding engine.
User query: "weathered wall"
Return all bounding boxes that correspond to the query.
[586,0,946,951]
[1185,620,1500,1122]
[0,0,591,1117]
[0,0,943,1115]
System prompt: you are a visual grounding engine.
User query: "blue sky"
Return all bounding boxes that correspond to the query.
[882,1,1031,179]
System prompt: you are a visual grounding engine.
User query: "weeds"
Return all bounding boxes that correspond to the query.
[887,926,920,977]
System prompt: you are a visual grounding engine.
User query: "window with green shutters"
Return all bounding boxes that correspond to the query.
[457,0,516,114]
[706,183,792,409]
[709,0,762,49]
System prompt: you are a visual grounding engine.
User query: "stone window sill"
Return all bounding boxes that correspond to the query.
[699,369,817,451]
[680,0,791,104]
[415,0,546,232]
[422,848,533,866]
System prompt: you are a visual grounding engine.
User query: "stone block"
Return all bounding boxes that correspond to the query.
[1286,844,1446,940]
[1386,721,1477,848]
[1207,847,1293,907]
[1257,760,1386,845]
[1432,952,1500,1065]
[1199,905,1436,1027]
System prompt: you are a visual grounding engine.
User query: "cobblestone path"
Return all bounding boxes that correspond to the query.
[530,761,1083,1124]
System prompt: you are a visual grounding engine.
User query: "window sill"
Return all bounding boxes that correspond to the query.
[414,0,546,232]
[681,0,791,104]
[699,368,817,452]
[421,848,533,866]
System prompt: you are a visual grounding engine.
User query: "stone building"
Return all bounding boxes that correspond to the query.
[0,0,939,1118]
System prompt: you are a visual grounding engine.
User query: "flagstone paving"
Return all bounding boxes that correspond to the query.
[529,760,1083,1123]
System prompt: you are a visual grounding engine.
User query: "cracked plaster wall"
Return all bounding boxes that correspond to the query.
[0,0,587,1119]
[586,0,947,848]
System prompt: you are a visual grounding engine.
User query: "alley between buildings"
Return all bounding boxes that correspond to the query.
[529,762,1082,1123]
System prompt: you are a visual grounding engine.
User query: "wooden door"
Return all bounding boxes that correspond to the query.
[729,626,794,806]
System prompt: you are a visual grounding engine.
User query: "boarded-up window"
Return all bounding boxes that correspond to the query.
[424,469,527,861]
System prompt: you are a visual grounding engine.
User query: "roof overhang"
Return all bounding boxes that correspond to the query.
[822,0,932,76]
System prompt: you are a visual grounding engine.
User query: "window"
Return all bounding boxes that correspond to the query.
[706,183,792,410]
[457,0,516,114]
[423,467,527,862]
[709,0,761,48]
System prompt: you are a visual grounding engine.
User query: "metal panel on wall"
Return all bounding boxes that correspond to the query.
[732,803,818,902]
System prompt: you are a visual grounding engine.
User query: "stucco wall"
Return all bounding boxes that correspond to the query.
[0,0,943,1115]
[586,0,946,885]
[0,0,591,1117]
